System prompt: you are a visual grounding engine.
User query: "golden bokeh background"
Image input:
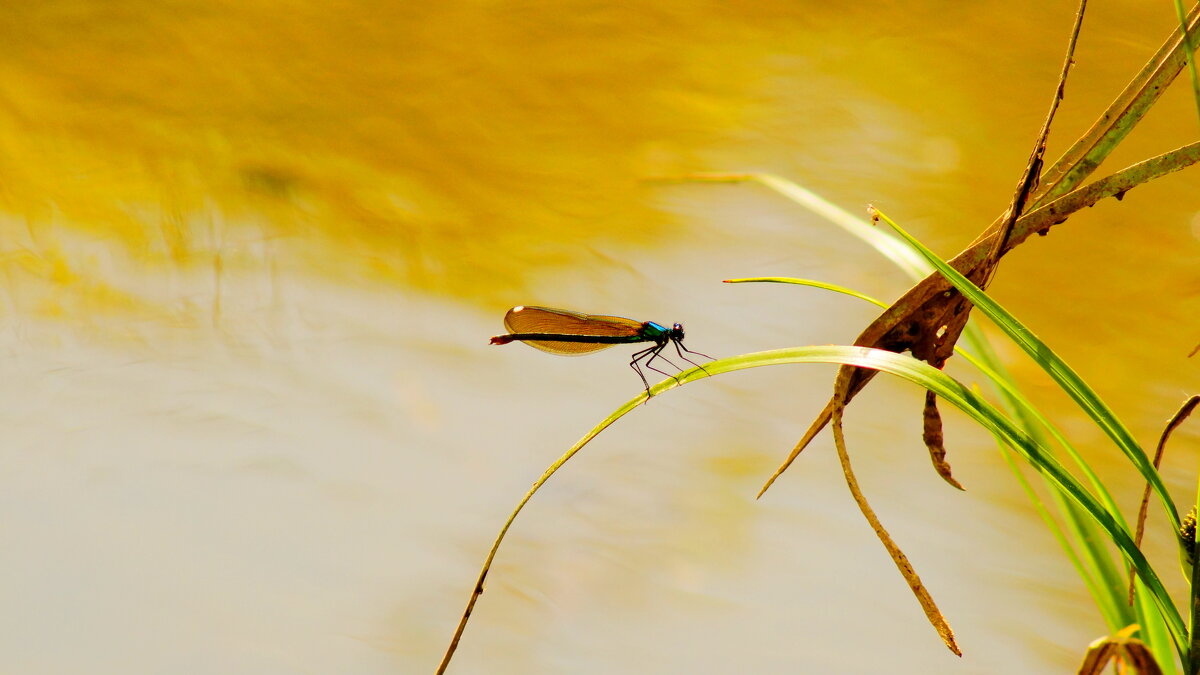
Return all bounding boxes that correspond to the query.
[1,2,1198,673]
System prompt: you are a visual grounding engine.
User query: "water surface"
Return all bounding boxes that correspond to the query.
[1,2,1198,673]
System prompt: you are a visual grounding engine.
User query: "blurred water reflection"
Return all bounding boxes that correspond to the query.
[1,2,1198,673]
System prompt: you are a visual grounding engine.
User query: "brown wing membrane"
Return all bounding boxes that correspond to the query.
[501,306,644,356]
[517,340,619,355]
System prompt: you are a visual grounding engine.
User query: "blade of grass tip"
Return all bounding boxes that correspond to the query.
[872,207,1181,532]
[1172,0,1200,130]
[724,277,890,309]
[683,173,931,280]
[751,173,934,281]
[436,395,644,674]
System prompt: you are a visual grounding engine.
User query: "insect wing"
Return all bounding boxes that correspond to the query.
[503,306,643,356]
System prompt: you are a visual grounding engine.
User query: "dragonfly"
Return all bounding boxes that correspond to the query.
[489,305,713,395]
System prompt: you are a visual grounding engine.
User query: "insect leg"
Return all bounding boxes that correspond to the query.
[677,340,715,361]
[643,342,681,384]
[673,339,713,375]
[647,349,682,373]
[628,345,658,394]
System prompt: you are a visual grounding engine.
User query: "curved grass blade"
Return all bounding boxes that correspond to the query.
[724,277,890,308]
[438,346,1185,672]
[729,277,1135,543]
[872,207,1180,532]
[812,347,1186,659]
[993,434,1126,630]
[716,177,1177,666]
[681,173,933,279]
[729,274,1144,636]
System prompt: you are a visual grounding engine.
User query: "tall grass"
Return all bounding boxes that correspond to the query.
[438,180,1194,672]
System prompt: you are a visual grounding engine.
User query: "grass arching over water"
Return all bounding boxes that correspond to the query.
[439,5,1200,670]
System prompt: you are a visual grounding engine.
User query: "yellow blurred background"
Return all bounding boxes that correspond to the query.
[1,1,1198,673]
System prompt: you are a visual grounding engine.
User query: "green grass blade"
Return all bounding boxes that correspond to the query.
[993,437,1127,630]
[689,173,932,280]
[955,351,1126,524]
[1172,0,1200,130]
[736,275,1139,633]
[677,345,1184,656]
[716,185,1179,666]
[731,277,1124,515]
[732,278,1132,578]
[1138,568,1180,675]
[961,344,1176,669]
[702,345,1187,657]
[957,351,1136,611]
[724,277,890,308]
[811,346,1186,656]
[441,345,1185,672]
[873,208,1180,532]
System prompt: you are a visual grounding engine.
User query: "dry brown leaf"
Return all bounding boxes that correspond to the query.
[757,7,1200,498]
[830,377,960,655]
[1077,625,1162,675]
[922,390,964,490]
